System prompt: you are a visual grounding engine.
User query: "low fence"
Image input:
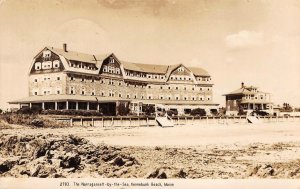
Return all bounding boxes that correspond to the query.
[53,115,300,127]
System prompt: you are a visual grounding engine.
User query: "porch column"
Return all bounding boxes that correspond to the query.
[97,103,100,111]
[66,101,69,110]
[87,102,90,111]
[29,103,32,109]
[76,102,78,110]
[42,102,45,110]
[253,103,255,110]
[55,102,58,110]
[248,103,250,110]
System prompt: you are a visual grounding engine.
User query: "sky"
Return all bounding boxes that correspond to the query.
[0,0,300,110]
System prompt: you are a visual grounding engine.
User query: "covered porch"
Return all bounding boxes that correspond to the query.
[9,95,130,116]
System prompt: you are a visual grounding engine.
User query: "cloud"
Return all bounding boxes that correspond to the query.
[225,30,264,49]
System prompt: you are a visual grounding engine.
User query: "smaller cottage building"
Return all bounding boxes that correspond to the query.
[224,82,273,116]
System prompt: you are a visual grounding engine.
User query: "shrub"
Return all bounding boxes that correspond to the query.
[117,103,130,116]
[143,105,155,116]
[190,108,206,116]
[17,106,42,114]
[166,109,178,116]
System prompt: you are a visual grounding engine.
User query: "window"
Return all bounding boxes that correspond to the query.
[70,87,74,95]
[81,90,85,95]
[160,86,163,89]
[57,90,60,94]
[200,88,202,91]
[91,79,94,83]
[109,57,114,63]
[119,93,122,98]
[34,79,38,82]
[148,95,152,99]
[134,95,137,99]
[178,67,184,72]
[34,91,38,95]
[207,88,210,91]
[57,77,60,81]
[160,95,164,100]
[148,85,151,89]
[127,94,130,99]
[176,87,178,90]
[118,82,122,86]
[184,97,187,100]
[81,77,85,82]
[101,91,105,96]
[53,60,59,68]
[175,96,179,100]
[35,62,41,70]
[70,77,74,81]
[103,66,107,72]
[192,87,194,91]
[168,86,171,90]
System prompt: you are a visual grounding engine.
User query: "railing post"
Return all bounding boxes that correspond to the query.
[146,117,149,127]
[92,118,94,127]
[81,118,83,126]
[70,118,73,126]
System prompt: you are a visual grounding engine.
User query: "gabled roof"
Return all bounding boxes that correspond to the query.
[224,88,253,96]
[188,67,210,77]
[38,46,211,77]
[165,63,183,77]
[46,47,98,64]
[121,61,168,74]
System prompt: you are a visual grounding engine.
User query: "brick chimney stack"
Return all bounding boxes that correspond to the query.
[63,43,67,52]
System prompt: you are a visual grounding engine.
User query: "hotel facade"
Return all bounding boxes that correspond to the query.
[9,44,219,116]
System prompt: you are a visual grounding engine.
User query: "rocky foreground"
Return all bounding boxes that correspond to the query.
[0,134,300,178]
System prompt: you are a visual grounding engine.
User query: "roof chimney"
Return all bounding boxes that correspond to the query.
[63,43,67,52]
[241,82,244,88]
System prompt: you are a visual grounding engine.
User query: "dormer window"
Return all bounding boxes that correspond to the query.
[53,60,59,68]
[109,57,114,63]
[178,67,184,72]
[35,62,41,70]
[43,50,51,60]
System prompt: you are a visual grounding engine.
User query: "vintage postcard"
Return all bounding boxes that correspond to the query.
[0,0,300,188]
